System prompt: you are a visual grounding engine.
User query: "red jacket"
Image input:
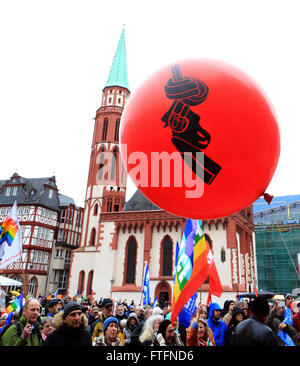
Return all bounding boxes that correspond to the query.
[293,313,300,333]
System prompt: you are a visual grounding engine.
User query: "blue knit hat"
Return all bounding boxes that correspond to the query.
[103,317,119,334]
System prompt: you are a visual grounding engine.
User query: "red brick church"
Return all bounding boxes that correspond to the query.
[68,28,257,305]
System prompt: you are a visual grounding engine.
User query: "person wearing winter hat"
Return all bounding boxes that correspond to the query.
[91,298,124,345]
[266,300,297,346]
[123,312,139,346]
[91,298,115,341]
[46,298,60,318]
[231,296,277,346]
[93,317,123,346]
[224,306,245,346]
[44,301,91,346]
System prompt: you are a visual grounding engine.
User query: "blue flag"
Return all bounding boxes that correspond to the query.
[142,262,150,305]
[54,289,59,299]
[152,296,158,308]
[178,292,197,328]
[277,307,295,346]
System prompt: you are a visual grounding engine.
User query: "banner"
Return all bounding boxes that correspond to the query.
[171,219,209,325]
[0,201,22,269]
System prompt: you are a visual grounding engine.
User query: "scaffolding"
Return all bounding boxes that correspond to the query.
[255,219,300,294]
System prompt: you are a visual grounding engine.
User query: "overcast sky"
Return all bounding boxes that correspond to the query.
[1,0,299,208]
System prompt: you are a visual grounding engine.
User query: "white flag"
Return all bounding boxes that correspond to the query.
[0,201,22,269]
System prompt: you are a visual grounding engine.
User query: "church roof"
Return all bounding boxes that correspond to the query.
[123,189,161,212]
[105,28,129,91]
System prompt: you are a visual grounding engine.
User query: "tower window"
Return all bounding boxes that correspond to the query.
[114,119,120,141]
[107,198,112,212]
[102,119,108,140]
[110,149,118,181]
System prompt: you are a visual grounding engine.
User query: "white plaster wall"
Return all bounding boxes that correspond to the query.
[68,251,99,298]
[114,226,145,287]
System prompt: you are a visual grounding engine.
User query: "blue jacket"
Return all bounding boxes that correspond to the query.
[207,302,227,346]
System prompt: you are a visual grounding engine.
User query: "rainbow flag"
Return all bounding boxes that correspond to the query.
[0,217,18,246]
[0,201,22,269]
[171,219,209,325]
[5,293,23,314]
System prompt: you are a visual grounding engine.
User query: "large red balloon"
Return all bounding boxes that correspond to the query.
[120,59,280,219]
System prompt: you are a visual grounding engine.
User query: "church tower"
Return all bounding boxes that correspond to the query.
[68,29,130,298]
[81,28,130,250]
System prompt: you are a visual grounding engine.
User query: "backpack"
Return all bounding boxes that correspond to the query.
[0,322,22,345]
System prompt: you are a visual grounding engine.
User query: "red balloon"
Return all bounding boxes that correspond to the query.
[120,59,280,219]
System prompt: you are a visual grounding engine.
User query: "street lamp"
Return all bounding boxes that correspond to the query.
[110,278,115,299]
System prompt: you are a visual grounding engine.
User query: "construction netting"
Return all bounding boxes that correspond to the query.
[255,223,300,294]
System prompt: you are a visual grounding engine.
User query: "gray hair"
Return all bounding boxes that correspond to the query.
[41,316,54,327]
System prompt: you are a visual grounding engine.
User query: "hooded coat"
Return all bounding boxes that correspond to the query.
[123,313,139,345]
[224,306,245,346]
[207,303,227,346]
[44,311,91,346]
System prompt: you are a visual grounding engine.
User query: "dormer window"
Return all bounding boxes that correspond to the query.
[5,187,11,196]
[49,189,53,199]
[12,187,18,196]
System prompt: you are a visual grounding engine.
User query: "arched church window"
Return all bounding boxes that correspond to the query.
[221,247,226,262]
[87,270,94,296]
[125,238,137,284]
[162,236,173,276]
[93,204,98,216]
[89,228,96,246]
[78,270,85,294]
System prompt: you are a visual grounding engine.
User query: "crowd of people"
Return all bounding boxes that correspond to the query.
[0,292,300,347]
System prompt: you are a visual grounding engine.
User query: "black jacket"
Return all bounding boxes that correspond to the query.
[231,316,278,346]
[44,312,91,346]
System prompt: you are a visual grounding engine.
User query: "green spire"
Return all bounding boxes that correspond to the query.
[105,28,129,91]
